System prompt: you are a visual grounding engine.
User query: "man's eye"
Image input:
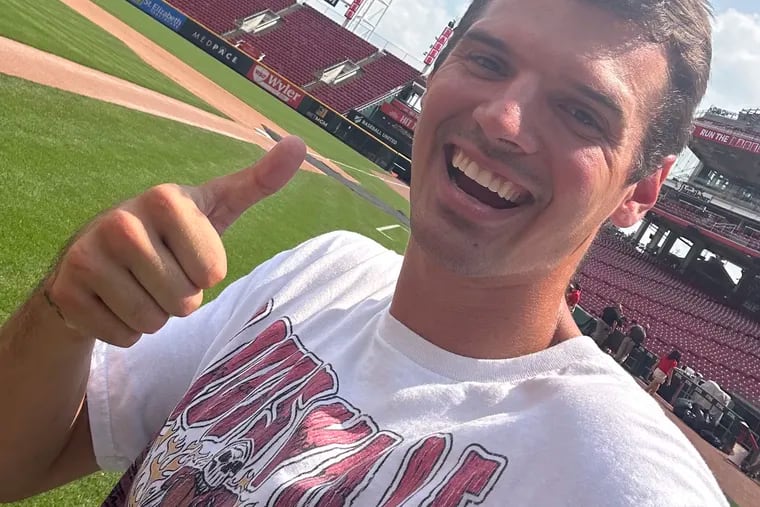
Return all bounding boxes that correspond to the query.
[469,54,504,74]
[563,105,602,132]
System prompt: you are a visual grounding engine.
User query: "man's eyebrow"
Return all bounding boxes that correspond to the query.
[461,29,511,55]
[574,83,625,121]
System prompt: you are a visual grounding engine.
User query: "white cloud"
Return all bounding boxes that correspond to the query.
[700,9,760,111]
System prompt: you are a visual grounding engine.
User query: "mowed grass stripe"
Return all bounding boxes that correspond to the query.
[90,0,411,217]
[0,0,222,116]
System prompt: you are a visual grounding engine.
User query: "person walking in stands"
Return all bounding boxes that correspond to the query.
[565,283,582,313]
[0,0,726,505]
[615,319,646,364]
[646,349,682,395]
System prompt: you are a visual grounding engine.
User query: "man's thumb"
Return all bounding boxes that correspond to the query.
[195,136,307,232]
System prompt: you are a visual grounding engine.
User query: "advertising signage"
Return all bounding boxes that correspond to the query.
[391,99,419,120]
[693,125,760,155]
[248,64,305,109]
[348,110,412,157]
[298,98,343,132]
[128,0,187,32]
[381,102,417,132]
[178,20,254,74]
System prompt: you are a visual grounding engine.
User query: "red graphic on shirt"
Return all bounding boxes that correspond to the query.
[102,300,507,506]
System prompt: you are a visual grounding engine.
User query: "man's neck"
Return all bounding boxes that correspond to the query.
[389,240,582,359]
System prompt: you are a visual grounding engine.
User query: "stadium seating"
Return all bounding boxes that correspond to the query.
[312,54,421,113]
[168,0,295,33]
[168,1,421,113]
[238,5,378,86]
[578,229,760,404]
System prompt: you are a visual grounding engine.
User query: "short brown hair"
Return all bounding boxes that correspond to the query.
[434,0,713,182]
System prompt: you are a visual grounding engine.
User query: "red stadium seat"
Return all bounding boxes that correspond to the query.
[579,229,760,404]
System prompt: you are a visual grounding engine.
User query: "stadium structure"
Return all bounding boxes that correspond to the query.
[574,107,760,470]
[126,0,760,477]
[138,0,433,181]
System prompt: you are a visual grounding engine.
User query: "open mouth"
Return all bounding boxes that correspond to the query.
[445,144,532,210]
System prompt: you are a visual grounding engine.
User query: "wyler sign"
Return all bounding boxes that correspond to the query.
[128,0,187,32]
[178,20,253,74]
[248,64,304,108]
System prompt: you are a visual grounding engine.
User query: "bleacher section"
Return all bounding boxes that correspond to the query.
[312,54,421,113]
[168,0,294,33]
[239,6,378,86]
[578,230,760,404]
[168,0,421,113]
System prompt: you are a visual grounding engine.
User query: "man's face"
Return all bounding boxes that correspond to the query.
[409,0,670,278]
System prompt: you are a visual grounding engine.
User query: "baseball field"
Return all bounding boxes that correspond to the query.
[0,1,748,506]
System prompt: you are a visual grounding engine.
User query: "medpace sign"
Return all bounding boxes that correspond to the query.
[178,20,253,74]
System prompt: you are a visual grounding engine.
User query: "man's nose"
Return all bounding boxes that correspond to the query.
[472,76,540,155]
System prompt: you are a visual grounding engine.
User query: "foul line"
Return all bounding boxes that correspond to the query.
[326,160,410,189]
[376,224,409,240]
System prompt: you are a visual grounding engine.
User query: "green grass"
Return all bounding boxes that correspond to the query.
[6,473,120,507]
[1,73,407,505]
[0,0,222,116]
[90,0,411,217]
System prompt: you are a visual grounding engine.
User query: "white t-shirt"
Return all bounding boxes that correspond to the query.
[88,231,727,506]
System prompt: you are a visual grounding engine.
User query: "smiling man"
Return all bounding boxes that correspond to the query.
[0,0,728,505]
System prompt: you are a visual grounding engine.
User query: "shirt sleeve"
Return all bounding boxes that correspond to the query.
[87,270,260,471]
[87,231,374,471]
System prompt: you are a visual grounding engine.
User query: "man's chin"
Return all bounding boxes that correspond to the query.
[408,224,511,278]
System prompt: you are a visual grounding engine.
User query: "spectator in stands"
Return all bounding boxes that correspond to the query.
[646,350,682,395]
[566,283,582,312]
[615,320,646,364]
[594,303,623,349]
[602,303,624,330]
[0,0,726,505]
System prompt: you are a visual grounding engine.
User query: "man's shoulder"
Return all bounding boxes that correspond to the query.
[293,230,393,256]
[260,230,398,272]
[232,230,402,299]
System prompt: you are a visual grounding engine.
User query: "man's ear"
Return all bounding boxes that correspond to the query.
[609,155,676,228]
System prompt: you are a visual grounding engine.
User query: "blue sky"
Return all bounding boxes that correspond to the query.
[311,0,760,113]
[713,0,756,13]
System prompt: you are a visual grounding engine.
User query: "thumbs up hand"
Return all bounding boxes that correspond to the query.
[44,136,307,347]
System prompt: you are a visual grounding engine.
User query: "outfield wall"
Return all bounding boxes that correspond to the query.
[125,0,412,181]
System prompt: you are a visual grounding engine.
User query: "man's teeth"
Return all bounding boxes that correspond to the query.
[451,149,525,202]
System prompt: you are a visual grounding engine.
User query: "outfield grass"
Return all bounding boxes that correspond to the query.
[2,73,408,504]
[0,0,222,116]
[90,0,411,218]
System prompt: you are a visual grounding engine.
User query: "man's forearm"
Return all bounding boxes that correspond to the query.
[0,288,95,499]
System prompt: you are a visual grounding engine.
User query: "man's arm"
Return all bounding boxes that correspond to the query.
[0,290,97,501]
[0,138,306,501]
